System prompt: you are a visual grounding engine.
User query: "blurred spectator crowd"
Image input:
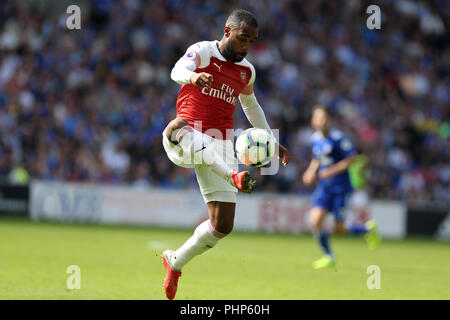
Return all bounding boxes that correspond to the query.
[0,0,448,203]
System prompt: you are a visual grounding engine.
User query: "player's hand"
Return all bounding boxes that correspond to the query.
[302,170,317,186]
[318,168,332,180]
[190,72,213,88]
[277,143,291,167]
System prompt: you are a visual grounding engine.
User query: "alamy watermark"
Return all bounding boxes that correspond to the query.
[66,265,81,290]
[366,265,381,290]
[66,5,81,30]
[366,5,381,30]
[167,122,280,175]
[65,5,381,31]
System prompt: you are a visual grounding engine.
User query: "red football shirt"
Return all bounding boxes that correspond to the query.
[175,41,255,140]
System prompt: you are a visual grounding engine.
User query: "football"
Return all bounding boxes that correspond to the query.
[235,128,276,167]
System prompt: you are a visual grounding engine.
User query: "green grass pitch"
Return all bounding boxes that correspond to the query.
[0,216,449,300]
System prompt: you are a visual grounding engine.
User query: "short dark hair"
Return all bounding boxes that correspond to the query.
[226,9,258,29]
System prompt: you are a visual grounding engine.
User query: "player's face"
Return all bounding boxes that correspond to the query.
[311,108,329,131]
[224,22,258,62]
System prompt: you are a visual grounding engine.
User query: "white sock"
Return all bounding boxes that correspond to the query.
[171,220,226,271]
[175,126,234,181]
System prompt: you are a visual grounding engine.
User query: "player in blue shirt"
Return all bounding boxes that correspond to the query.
[303,105,380,269]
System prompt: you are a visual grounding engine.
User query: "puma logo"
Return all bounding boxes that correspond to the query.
[195,143,207,153]
[213,62,222,72]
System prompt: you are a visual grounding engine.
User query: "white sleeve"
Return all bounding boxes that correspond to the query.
[247,63,256,86]
[239,93,275,139]
[170,42,211,85]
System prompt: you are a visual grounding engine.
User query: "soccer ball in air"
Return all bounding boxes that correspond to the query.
[235,128,276,167]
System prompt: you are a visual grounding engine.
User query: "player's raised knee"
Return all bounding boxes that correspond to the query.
[167,117,191,143]
[171,117,190,130]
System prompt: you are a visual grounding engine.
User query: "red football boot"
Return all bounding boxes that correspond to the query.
[162,250,182,300]
[231,170,256,193]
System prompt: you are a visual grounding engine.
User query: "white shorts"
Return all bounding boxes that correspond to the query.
[162,128,238,203]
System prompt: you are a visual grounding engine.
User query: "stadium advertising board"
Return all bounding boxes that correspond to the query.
[0,184,29,216]
[407,205,450,240]
[30,180,406,238]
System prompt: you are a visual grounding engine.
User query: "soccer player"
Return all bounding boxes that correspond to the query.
[161,10,291,299]
[302,105,380,269]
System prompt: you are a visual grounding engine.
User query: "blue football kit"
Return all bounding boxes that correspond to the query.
[310,128,356,222]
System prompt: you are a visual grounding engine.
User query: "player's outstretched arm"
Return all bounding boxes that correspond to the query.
[303,158,320,185]
[171,59,213,87]
[170,55,198,85]
[239,84,291,166]
[190,72,213,88]
[276,143,291,167]
[170,43,213,87]
[318,155,356,179]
